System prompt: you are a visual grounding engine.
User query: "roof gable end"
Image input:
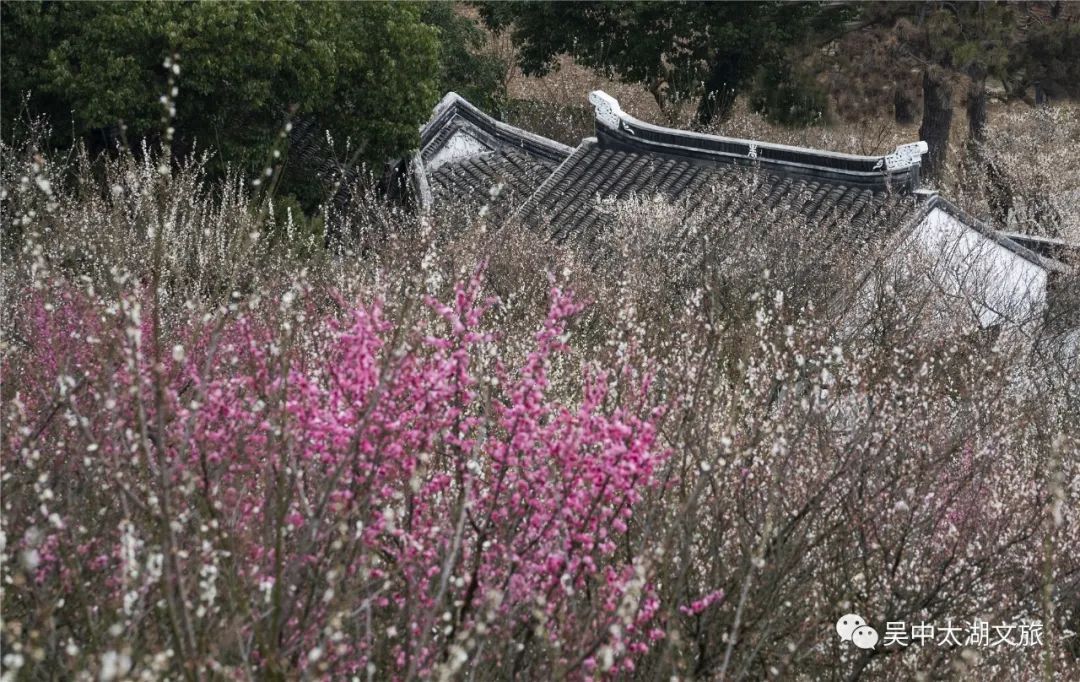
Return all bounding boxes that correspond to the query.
[420,92,572,168]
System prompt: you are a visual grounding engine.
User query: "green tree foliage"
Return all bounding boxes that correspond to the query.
[422,3,507,113]
[895,1,1016,141]
[1,1,441,177]
[477,1,850,126]
[1014,3,1080,102]
[748,62,829,128]
[873,1,1080,180]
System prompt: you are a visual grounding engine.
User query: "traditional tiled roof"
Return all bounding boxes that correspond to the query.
[415,90,1071,274]
[512,136,921,253]
[418,89,928,230]
[582,91,928,189]
[427,147,559,223]
[503,91,934,255]
[416,93,572,220]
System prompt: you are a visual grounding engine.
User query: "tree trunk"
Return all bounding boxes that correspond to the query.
[894,86,917,125]
[696,83,738,127]
[1034,83,1047,107]
[648,78,669,116]
[986,159,1014,228]
[918,67,953,181]
[696,51,748,126]
[966,77,987,145]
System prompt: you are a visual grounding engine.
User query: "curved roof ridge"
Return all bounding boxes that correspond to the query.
[587,90,928,189]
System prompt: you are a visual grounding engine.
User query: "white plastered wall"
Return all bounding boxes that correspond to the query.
[911,206,1047,328]
[426,130,491,172]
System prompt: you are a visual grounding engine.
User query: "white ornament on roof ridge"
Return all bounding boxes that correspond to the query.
[589,91,624,129]
[879,141,929,171]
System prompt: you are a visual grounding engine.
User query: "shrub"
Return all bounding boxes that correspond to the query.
[2,121,1078,680]
[2,265,673,678]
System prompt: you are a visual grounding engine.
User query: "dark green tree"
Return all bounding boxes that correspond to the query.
[1,1,441,177]
[892,1,1017,154]
[1012,2,1080,103]
[477,1,851,126]
[873,1,1080,180]
[422,3,507,113]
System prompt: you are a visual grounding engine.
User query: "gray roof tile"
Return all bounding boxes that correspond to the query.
[416,90,1072,274]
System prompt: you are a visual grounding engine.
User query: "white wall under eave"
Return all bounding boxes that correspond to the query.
[426,130,491,172]
[912,206,1047,328]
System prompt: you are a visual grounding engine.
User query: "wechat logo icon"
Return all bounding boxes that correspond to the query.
[837,614,879,650]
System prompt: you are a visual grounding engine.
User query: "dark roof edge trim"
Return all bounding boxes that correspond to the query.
[588,90,927,185]
[504,137,599,226]
[999,231,1080,264]
[594,126,911,189]
[420,92,573,164]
